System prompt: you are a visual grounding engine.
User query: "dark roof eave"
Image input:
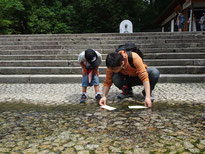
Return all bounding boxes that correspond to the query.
[156,0,185,24]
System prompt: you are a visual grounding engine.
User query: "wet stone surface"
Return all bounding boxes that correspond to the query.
[0,101,205,153]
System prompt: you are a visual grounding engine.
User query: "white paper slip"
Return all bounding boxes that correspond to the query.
[128,105,147,109]
[101,105,116,111]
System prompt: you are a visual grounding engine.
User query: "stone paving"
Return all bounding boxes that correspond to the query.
[0,83,204,105]
[0,83,205,154]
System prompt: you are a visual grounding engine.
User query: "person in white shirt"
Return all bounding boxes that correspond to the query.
[78,49,102,103]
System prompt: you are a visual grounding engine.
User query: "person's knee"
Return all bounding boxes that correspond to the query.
[148,68,160,91]
[148,67,160,81]
[152,68,160,79]
[82,74,88,86]
[92,75,99,86]
[112,73,123,89]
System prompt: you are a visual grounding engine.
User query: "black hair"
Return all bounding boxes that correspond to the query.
[106,52,123,68]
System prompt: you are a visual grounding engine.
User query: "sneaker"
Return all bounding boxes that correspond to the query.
[80,94,87,103]
[142,90,155,102]
[95,94,102,101]
[117,89,133,99]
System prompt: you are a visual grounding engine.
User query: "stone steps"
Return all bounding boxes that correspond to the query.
[0,32,203,39]
[144,53,205,59]
[141,48,205,53]
[0,74,204,83]
[0,48,205,55]
[0,53,205,60]
[0,59,204,67]
[0,43,205,50]
[0,55,78,60]
[0,39,205,45]
[0,66,204,74]
[0,32,204,83]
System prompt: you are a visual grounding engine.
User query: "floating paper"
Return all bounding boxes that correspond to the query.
[128,105,147,109]
[101,105,116,111]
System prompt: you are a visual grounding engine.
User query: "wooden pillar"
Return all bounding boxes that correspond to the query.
[189,10,192,32]
[171,19,175,32]
[162,27,165,32]
[191,0,194,31]
[184,9,189,31]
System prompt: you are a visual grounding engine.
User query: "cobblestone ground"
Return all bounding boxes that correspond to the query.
[0,83,205,105]
[0,83,205,154]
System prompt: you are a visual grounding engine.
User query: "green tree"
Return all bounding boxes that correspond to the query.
[27,0,74,34]
[0,0,173,34]
[0,0,25,34]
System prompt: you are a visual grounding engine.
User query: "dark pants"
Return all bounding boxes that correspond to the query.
[112,67,160,93]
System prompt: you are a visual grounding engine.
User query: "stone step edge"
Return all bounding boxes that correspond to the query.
[0,74,204,83]
[0,66,204,69]
[0,52,204,55]
[0,42,204,47]
[0,53,204,58]
[0,39,205,43]
[0,59,204,62]
[0,31,203,36]
[1,47,205,51]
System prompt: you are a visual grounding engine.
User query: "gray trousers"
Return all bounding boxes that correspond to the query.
[112,67,160,92]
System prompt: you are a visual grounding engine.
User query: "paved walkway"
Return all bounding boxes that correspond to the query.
[0,83,204,105]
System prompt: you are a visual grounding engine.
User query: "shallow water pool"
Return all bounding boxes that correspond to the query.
[0,101,205,153]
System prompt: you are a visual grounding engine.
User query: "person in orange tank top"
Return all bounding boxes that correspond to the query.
[99,51,160,108]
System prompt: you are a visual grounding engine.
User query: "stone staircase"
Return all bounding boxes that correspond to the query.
[0,32,204,83]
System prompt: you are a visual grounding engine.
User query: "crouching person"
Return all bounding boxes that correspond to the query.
[78,49,102,103]
[99,51,160,108]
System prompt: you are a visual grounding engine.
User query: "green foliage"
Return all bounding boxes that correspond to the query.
[27,6,54,34]
[27,1,75,34]
[53,23,72,33]
[0,0,172,34]
[0,0,25,34]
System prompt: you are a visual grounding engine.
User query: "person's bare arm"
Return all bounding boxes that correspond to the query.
[80,62,87,76]
[143,81,152,108]
[93,66,99,76]
[99,86,110,106]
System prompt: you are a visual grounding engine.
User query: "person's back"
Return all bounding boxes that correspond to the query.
[180,14,185,24]
[177,12,184,32]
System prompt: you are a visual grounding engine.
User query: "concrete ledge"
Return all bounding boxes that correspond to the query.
[0,59,205,67]
[0,74,204,83]
[0,43,204,50]
[0,66,204,74]
[0,48,205,55]
[159,74,205,83]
